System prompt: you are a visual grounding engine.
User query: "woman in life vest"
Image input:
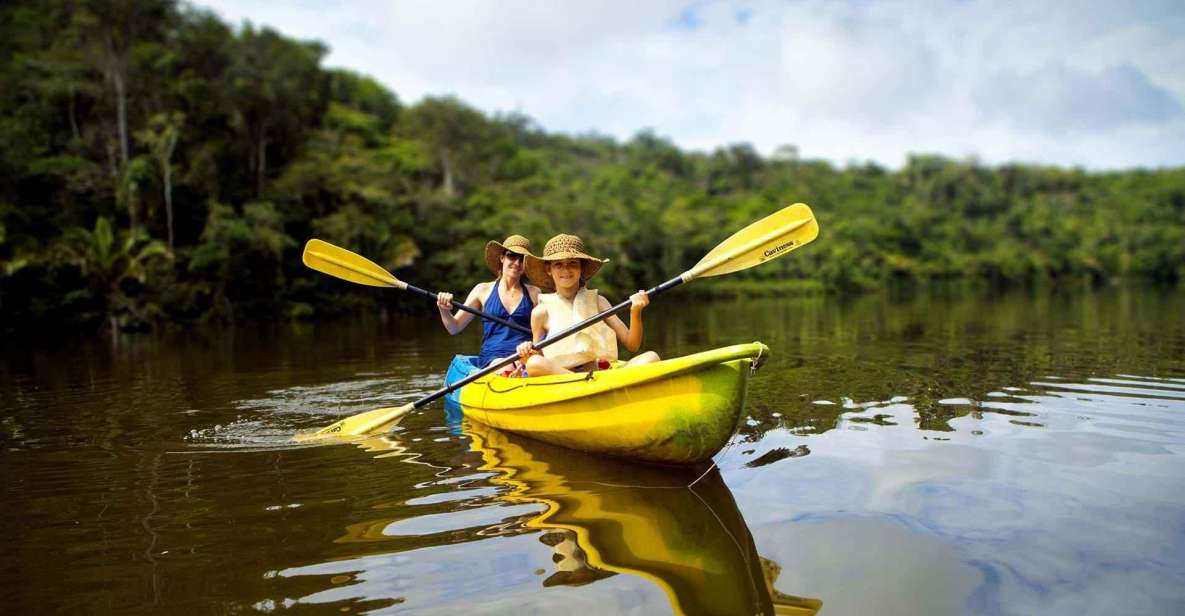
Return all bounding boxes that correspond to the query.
[436,235,542,367]
[515,234,660,376]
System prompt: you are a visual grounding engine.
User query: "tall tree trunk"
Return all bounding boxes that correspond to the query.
[163,162,174,251]
[160,118,178,252]
[104,30,132,231]
[113,69,128,167]
[104,31,130,169]
[441,150,455,197]
[68,84,81,144]
[257,135,267,198]
[250,121,268,199]
[126,174,139,234]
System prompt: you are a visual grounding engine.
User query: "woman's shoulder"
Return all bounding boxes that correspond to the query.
[468,280,496,303]
[536,291,565,311]
[584,288,610,308]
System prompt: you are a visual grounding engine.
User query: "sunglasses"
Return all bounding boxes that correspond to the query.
[503,252,524,262]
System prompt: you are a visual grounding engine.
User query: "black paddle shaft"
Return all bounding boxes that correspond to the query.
[402,283,532,335]
[410,275,687,411]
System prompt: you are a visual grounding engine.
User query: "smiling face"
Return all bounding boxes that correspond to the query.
[500,251,525,280]
[545,259,584,291]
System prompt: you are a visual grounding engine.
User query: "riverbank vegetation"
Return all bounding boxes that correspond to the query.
[3,0,1183,335]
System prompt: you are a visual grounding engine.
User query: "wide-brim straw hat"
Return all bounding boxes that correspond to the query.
[485,235,534,277]
[525,234,608,291]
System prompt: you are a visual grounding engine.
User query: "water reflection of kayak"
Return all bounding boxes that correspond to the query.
[445,342,769,465]
[466,420,822,616]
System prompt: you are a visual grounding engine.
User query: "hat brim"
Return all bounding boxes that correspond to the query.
[485,240,534,277]
[525,252,607,291]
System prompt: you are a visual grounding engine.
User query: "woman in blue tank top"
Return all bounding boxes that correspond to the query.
[435,235,541,367]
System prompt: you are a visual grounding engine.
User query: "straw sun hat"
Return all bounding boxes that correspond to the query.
[485,235,534,277]
[525,234,609,291]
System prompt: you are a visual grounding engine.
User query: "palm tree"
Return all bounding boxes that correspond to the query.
[56,216,171,331]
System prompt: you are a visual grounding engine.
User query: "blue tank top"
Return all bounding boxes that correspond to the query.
[478,280,533,367]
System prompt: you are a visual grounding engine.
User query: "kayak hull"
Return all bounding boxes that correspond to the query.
[445,342,768,465]
[443,355,478,408]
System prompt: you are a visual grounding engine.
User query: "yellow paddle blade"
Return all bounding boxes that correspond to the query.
[302,239,407,289]
[293,403,415,443]
[683,203,819,281]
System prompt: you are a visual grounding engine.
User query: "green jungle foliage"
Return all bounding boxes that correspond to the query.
[2,1,1184,334]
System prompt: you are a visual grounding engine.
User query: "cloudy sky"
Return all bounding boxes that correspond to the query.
[197,0,1185,170]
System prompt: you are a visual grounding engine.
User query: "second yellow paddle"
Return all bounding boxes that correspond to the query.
[302,239,531,335]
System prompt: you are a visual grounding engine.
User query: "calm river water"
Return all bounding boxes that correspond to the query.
[3,288,1185,615]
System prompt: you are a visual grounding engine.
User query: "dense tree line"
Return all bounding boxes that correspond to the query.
[2,0,1183,335]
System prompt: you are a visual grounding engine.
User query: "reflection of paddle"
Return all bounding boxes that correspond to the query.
[297,203,820,441]
[302,238,531,335]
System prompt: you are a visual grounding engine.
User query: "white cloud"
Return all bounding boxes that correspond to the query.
[976,63,1183,135]
[195,0,1185,169]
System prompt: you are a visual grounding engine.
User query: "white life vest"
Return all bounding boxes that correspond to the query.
[539,289,618,368]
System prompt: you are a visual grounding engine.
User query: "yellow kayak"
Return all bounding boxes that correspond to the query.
[445,342,770,464]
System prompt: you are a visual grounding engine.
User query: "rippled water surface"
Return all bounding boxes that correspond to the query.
[3,288,1185,614]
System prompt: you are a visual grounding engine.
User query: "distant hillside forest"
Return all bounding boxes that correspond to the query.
[2,1,1183,335]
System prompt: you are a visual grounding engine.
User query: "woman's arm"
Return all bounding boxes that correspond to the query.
[530,304,549,344]
[517,305,550,360]
[600,291,648,352]
[436,283,486,335]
